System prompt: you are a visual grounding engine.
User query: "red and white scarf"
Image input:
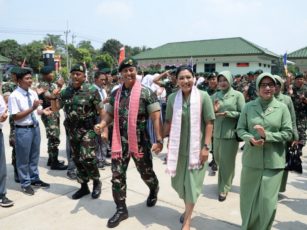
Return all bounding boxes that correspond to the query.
[166,86,202,177]
[111,81,143,159]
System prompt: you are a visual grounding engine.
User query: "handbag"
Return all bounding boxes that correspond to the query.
[285,145,303,174]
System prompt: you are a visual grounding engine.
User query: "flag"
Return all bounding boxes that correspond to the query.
[283,52,288,75]
[118,46,125,64]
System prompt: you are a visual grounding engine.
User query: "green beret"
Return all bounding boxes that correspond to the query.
[100,67,111,74]
[111,69,118,76]
[256,72,276,91]
[16,67,33,80]
[70,64,85,73]
[234,74,241,78]
[254,69,263,75]
[10,67,20,75]
[247,71,254,76]
[40,66,54,75]
[295,72,304,79]
[118,57,138,72]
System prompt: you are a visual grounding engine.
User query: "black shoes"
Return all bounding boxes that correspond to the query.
[146,187,159,207]
[50,159,68,170]
[218,192,227,202]
[209,159,218,172]
[92,180,102,199]
[0,196,14,207]
[14,171,20,183]
[72,183,90,200]
[107,206,129,228]
[31,180,50,188]
[47,158,64,167]
[179,212,185,224]
[22,185,35,196]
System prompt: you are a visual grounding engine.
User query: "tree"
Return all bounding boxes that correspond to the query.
[0,39,23,65]
[21,40,44,72]
[94,53,116,68]
[101,39,123,60]
[78,40,95,55]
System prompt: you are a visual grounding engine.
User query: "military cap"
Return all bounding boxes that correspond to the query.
[234,74,241,78]
[100,67,111,74]
[70,63,85,73]
[15,67,33,80]
[247,71,254,76]
[111,68,118,76]
[118,57,138,72]
[40,66,54,75]
[10,67,20,75]
[208,72,217,79]
[295,72,304,79]
[254,69,263,75]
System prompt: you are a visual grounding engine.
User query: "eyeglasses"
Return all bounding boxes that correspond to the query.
[259,82,275,89]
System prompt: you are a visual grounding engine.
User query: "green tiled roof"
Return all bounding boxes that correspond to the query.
[288,46,307,58]
[134,37,279,60]
[0,54,11,63]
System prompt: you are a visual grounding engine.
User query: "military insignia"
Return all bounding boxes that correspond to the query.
[128,59,133,65]
[80,66,83,71]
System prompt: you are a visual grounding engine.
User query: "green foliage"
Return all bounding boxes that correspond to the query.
[0,39,23,65]
[101,39,123,59]
[94,53,116,68]
[21,40,44,72]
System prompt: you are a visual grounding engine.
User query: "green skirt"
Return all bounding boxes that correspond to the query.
[171,154,208,204]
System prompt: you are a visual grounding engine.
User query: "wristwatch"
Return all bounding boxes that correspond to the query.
[156,139,163,145]
[203,144,211,151]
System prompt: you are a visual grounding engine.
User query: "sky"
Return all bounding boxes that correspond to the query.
[0,0,306,55]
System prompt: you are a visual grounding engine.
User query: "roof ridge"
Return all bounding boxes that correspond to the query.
[164,37,242,46]
[289,46,307,55]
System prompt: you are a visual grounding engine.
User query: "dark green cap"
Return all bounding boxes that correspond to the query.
[100,67,111,74]
[111,69,118,76]
[70,63,85,73]
[16,67,33,80]
[40,66,54,75]
[295,72,304,79]
[254,69,263,75]
[10,67,20,75]
[247,71,254,76]
[118,57,138,72]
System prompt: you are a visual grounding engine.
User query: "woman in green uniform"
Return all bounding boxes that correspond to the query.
[273,75,299,193]
[163,65,215,230]
[237,73,293,230]
[212,70,245,201]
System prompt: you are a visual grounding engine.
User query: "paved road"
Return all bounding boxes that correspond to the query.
[0,111,306,230]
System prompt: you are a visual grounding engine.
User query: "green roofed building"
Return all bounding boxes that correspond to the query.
[288,46,307,73]
[134,37,279,75]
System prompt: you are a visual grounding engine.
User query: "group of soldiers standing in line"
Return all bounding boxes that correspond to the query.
[0,58,306,229]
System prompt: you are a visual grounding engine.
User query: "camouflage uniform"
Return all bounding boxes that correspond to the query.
[1,82,17,171]
[38,81,61,162]
[106,85,160,204]
[59,82,101,183]
[289,84,307,147]
[159,80,178,101]
[197,82,208,92]
[246,80,257,102]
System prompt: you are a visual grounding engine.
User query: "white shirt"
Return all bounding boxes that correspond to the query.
[0,95,6,129]
[8,86,40,126]
[94,84,107,100]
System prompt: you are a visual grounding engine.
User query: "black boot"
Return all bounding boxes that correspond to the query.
[92,180,102,199]
[50,159,68,170]
[147,187,159,207]
[47,158,65,167]
[72,183,90,200]
[107,202,128,228]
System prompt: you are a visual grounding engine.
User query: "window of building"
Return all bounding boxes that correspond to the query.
[237,63,249,67]
[204,64,216,73]
[259,63,262,67]
[264,64,267,67]
[223,63,229,67]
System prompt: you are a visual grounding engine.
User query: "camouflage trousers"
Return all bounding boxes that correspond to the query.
[67,127,100,183]
[297,118,307,146]
[41,113,60,160]
[111,143,159,204]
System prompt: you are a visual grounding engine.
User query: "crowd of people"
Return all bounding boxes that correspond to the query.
[0,57,306,230]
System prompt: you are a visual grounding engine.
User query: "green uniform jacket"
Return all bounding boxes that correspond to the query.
[212,87,245,139]
[275,92,299,141]
[237,98,293,169]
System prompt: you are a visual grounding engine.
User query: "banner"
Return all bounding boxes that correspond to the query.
[118,46,125,64]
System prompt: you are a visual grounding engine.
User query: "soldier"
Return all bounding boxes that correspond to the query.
[153,68,178,100]
[94,57,163,228]
[288,72,307,155]
[245,69,263,102]
[51,64,102,200]
[2,67,18,182]
[37,66,67,170]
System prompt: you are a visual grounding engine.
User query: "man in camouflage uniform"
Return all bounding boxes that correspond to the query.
[2,67,18,182]
[38,66,67,170]
[288,72,307,155]
[95,58,163,228]
[51,64,102,200]
[153,68,178,100]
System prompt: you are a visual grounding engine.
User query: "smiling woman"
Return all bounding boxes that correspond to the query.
[237,73,293,230]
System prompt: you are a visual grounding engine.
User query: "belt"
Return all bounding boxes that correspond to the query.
[15,124,38,128]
